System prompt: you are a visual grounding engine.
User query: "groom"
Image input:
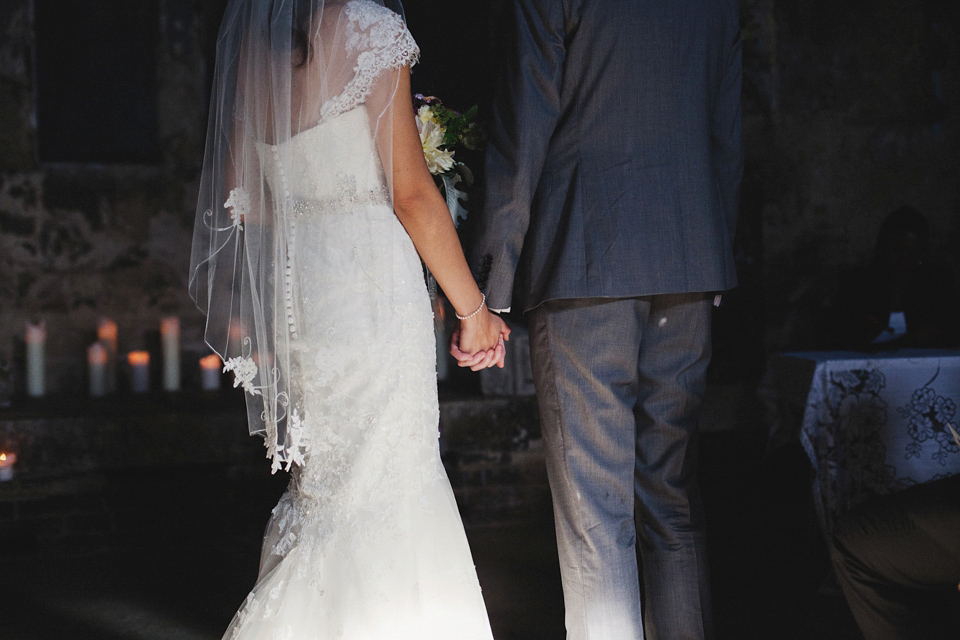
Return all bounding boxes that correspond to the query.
[465,1,742,638]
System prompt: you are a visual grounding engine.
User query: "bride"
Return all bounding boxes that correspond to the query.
[189,1,509,637]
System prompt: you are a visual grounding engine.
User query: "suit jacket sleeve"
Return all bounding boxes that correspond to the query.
[711,2,743,248]
[473,0,567,309]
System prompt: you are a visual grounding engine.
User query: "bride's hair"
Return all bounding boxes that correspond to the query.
[268,0,316,68]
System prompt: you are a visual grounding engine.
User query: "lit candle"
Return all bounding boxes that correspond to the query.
[128,351,150,393]
[25,321,45,398]
[199,354,222,391]
[88,342,108,397]
[228,319,245,356]
[97,318,118,353]
[97,318,118,393]
[0,452,16,482]
[160,316,181,392]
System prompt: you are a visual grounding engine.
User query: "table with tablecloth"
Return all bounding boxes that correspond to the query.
[764,349,960,534]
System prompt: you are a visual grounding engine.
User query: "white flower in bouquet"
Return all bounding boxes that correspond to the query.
[417,104,439,125]
[416,106,455,175]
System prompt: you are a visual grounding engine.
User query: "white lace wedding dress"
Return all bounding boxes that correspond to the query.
[218,4,493,640]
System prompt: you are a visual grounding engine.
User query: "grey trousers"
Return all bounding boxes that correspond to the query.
[528,294,714,640]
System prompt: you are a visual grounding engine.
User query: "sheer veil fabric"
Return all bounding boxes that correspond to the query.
[191,2,495,638]
[190,0,413,470]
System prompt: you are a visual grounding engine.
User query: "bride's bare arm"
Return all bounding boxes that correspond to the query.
[383,68,509,367]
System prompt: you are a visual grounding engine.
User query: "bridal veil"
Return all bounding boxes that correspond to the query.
[189,0,417,471]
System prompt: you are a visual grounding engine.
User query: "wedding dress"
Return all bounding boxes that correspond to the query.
[190,1,494,638]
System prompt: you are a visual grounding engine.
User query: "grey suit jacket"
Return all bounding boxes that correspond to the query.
[473,0,743,312]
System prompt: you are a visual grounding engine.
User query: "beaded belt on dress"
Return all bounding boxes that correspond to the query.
[292,185,391,217]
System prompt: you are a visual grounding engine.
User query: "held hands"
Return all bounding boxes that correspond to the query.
[450,309,511,371]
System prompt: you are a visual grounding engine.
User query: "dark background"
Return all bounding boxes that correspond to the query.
[0,2,957,638]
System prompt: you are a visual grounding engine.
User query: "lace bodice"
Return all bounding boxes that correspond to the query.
[256,0,421,208]
[256,107,388,207]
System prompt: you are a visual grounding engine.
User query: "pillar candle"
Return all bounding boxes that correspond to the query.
[160,316,181,392]
[97,318,118,393]
[0,452,16,482]
[25,322,45,398]
[88,342,108,397]
[128,351,150,393]
[199,354,222,391]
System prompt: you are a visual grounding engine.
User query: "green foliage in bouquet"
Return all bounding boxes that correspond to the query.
[434,104,483,151]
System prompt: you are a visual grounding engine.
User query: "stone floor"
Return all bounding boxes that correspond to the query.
[0,427,863,640]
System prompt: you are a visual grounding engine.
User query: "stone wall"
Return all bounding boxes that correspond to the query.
[0,393,544,545]
[0,0,210,395]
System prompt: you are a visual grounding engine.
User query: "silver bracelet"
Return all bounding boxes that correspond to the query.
[456,293,486,320]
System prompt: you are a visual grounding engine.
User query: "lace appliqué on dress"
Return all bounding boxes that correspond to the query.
[320,0,420,122]
[272,408,309,473]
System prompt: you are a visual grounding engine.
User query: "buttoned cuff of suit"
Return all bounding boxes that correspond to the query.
[473,252,510,313]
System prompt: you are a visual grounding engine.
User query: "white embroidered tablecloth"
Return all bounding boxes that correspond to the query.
[767,349,960,533]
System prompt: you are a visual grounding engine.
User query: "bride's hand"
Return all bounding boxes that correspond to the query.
[451,311,511,371]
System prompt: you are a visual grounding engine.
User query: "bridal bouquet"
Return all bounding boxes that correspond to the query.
[414,94,482,227]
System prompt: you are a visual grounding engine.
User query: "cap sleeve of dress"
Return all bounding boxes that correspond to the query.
[320,0,420,122]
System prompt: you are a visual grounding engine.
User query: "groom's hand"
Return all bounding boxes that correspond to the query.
[451,331,505,371]
[450,314,510,371]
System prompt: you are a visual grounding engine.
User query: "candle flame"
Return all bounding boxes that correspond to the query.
[0,454,6,461]
[97,319,118,339]
[229,320,245,343]
[200,354,221,370]
[127,351,150,366]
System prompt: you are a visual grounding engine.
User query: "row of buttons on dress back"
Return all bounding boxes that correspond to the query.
[272,147,299,341]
